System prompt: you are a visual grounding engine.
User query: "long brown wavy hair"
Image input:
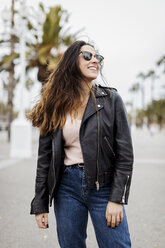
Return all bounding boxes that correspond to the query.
[27,40,97,135]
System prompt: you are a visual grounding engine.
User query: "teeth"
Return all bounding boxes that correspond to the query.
[89,67,97,71]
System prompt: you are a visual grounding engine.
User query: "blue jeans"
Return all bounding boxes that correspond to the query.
[54,166,131,248]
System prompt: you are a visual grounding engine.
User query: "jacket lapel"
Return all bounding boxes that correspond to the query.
[81,84,107,125]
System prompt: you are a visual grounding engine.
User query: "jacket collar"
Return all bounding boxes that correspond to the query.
[92,83,108,97]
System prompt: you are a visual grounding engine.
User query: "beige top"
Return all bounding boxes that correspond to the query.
[62,113,84,165]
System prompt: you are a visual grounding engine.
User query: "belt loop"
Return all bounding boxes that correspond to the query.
[77,163,84,168]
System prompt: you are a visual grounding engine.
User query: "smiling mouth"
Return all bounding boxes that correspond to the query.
[88,66,97,71]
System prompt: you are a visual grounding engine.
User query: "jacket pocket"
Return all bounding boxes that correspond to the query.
[104,136,115,157]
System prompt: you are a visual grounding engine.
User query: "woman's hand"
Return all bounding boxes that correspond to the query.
[105,201,123,228]
[35,213,49,229]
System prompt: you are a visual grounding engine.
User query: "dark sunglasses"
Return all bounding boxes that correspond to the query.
[79,51,104,65]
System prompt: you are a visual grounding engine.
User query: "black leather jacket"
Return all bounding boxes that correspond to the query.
[30,84,134,215]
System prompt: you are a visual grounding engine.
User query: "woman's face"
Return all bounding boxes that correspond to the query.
[78,45,100,81]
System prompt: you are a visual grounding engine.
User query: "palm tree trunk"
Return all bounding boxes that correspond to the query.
[151,77,154,103]
[8,0,15,141]
[141,83,145,109]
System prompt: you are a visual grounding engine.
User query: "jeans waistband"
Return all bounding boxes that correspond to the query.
[64,163,84,168]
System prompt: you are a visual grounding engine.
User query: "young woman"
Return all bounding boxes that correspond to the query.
[29,40,134,248]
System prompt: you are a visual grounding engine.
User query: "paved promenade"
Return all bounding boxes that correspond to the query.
[0,127,165,248]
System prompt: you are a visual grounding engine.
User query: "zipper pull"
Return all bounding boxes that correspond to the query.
[122,196,125,204]
[95,181,100,191]
[121,175,130,204]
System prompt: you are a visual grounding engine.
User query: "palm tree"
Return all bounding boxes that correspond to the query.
[146,70,159,103]
[26,5,81,83]
[157,55,165,74]
[129,82,140,127]
[157,55,165,98]
[0,2,80,140]
[137,72,147,109]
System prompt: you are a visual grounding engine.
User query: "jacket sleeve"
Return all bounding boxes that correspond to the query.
[108,92,134,204]
[30,132,52,214]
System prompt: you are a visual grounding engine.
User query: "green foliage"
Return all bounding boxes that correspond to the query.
[0,101,18,118]
[24,3,79,82]
[27,21,37,31]
[42,6,62,45]
[39,2,46,14]
[0,102,8,115]
[130,53,165,129]
[137,72,147,79]
[129,83,140,93]
[145,99,165,127]
[157,55,165,73]
[0,3,80,90]
[25,78,34,90]
[135,109,146,127]
[0,53,19,72]
[26,5,80,82]
[134,99,165,128]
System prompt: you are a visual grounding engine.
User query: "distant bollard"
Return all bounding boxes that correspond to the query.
[10,118,32,158]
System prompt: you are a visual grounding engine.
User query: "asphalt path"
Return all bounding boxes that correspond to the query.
[0,127,165,248]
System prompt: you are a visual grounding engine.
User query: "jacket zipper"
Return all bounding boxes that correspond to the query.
[104,136,115,157]
[121,175,130,204]
[79,121,88,189]
[50,137,56,207]
[78,101,100,191]
[95,109,100,191]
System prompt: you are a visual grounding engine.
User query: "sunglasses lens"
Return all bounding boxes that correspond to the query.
[96,55,103,64]
[82,51,92,61]
[80,51,104,64]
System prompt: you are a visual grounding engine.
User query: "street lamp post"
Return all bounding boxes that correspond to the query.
[10,0,32,158]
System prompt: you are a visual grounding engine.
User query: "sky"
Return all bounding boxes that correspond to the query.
[0,0,165,111]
